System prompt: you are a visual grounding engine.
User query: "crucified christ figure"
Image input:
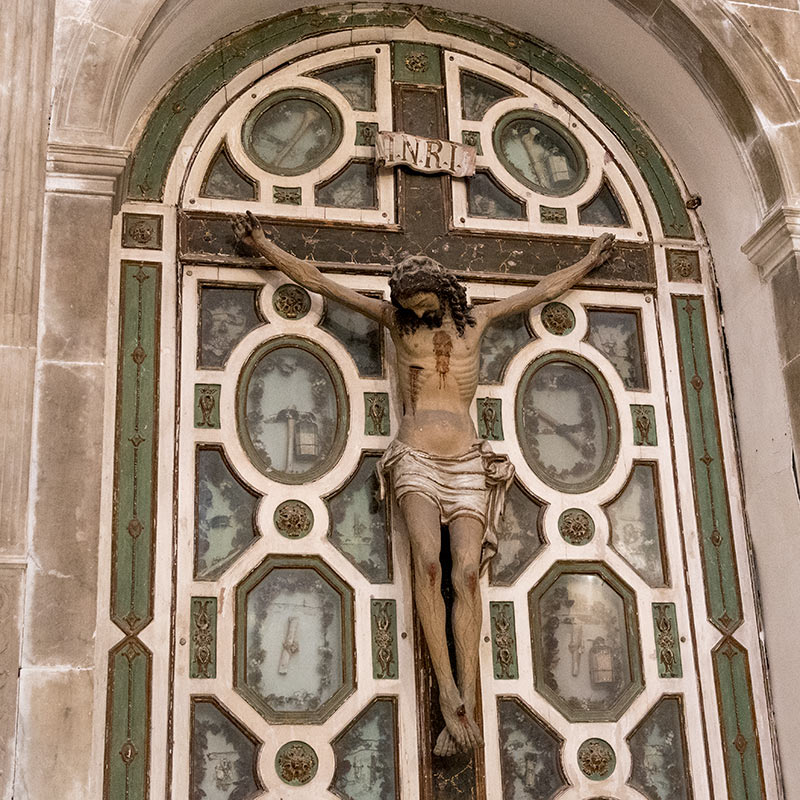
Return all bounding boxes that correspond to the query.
[233,211,614,756]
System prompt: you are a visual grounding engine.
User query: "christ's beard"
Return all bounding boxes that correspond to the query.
[422,309,444,328]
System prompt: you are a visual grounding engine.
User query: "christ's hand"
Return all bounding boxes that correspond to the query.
[232,210,269,251]
[588,231,615,265]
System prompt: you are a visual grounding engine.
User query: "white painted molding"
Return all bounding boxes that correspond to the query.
[741,205,800,281]
[45,143,131,209]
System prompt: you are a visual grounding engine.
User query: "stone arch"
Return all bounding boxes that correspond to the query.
[51,0,799,214]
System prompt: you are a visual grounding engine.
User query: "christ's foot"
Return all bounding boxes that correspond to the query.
[434,728,458,758]
[438,693,483,754]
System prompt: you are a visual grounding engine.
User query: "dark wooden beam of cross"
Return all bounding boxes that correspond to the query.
[177,54,654,800]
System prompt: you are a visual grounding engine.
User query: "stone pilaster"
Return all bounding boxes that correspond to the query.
[0,1,56,797]
[12,144,128,800]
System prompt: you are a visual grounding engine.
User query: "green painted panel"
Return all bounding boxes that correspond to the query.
[111,262,161,635]
[371,598,399,679]
[104,638,151,800]
[190,597,217,679]
[652,602,682,678]
[194,384,220,428]
[672,296,743,633]
[490,601,518,679]
[392,42,442,85]
[477,397,503,440]
[713,638,766,800]
[365,392,390,436]
[126,5,692,238]
[631,404,657,446]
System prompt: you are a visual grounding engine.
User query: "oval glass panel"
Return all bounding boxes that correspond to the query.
[238,338,348,483]
[494,111,587,196]
[517,353,619,492]
[242,90,343,176]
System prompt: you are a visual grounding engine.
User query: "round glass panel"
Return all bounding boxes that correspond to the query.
[516,353,618,492]
[238,338,348,483]
[243,90,343,176]
[494,111,587,196]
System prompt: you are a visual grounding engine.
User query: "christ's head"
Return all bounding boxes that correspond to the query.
[389,254,475,336]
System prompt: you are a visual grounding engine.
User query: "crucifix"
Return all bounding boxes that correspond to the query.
[186,76,625,799]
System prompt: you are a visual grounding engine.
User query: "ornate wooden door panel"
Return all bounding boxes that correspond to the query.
[103,10,779,800]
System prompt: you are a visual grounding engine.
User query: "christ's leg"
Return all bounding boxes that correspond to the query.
[449,515,484,746]
[398,493,479,754]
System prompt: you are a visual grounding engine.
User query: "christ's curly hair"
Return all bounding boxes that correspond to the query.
[389,255,476,337]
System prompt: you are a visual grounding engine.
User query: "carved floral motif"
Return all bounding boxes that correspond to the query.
[272,284,311,319]
[541,302,575,335]
[577,738,615,779]
[558,509,595,545]
[274,500,313,538]
[275,741,318,785]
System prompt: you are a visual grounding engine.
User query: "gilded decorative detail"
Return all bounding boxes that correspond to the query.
[272,284,311,319]
[667,249,701,282]
[122,213,163,250]
[273,186,302,205]
[274,500,314,538]
[490,602,518,679]
[276,741,318,785]
[577,738,616,780]
[405,52,429,73]
[558,508,595,545]
[356,121,379,146]
[461,130,483,155]
[365,392,390,436]
[194,384,220,428]
[631,404,657,446]
[540,206,568,224]
[540,302,575,335]
[652,603,682,678]
[477,397,503,440]
[371,599,398,679]
[190,597,217,679]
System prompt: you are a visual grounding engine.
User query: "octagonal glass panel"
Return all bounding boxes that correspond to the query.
[238,337,348,484]
[529,562,642,721]
[517,352,619,493]
[235,557,354,723]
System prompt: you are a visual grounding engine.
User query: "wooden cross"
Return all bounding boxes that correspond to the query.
[179,70,654,800]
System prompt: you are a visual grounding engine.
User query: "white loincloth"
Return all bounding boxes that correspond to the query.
[376,439,515,574]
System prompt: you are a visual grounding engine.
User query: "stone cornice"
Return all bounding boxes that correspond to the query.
[46,143,131,209]
[741,206,800,280]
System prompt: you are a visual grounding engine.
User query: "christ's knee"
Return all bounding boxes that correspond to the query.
[452,563,480,600]
[414,554,442,590]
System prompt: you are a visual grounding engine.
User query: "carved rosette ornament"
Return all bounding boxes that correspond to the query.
[558,508,595,545]
[275,741,318,785]
[404,51,429,72]
[541,302,575,335]
[577,738,616,780]
[272,284,311,319]
[274,500,313,538]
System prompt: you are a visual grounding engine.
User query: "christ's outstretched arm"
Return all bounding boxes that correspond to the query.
[474,232,615,326]
[233,211,394,325]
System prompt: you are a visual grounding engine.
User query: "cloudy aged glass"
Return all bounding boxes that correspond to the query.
[194,447,259,580]
[517,353,619,493]
[606,463,667,587]
[238,339,347,483]
[243,90,343,176]
[494,111,587,196]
